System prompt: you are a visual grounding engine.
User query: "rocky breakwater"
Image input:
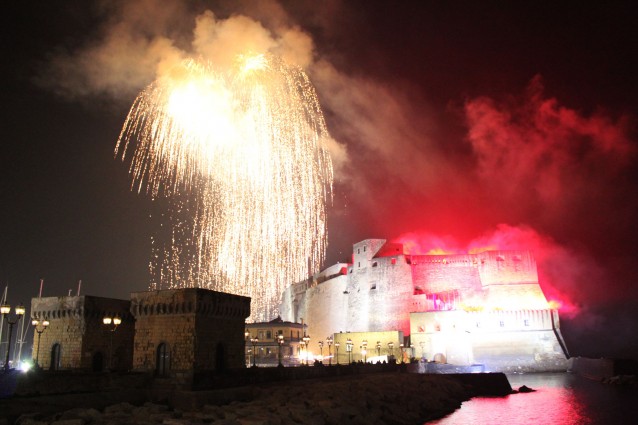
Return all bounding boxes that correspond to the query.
[3,373,512,425]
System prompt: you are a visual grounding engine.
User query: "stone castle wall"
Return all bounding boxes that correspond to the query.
[31,296,133,371]
[280,239,567,372]
[409,309,568,372]
[130,288,250,376]
[410,255,482,296]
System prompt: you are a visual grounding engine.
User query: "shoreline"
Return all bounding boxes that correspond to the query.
[1,372,512,425]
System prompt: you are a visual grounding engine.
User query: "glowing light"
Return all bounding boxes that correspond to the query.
[116,54,333,321]
[19,361,33,373]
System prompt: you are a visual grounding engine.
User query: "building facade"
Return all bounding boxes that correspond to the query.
[244,316,305,366]
[130,288,250,378]
[280,238,569,372]
[30,295,134,371]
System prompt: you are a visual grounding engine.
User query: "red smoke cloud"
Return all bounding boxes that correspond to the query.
[464,76,634,231]
[396,224,587,316]
[387,77,636,319]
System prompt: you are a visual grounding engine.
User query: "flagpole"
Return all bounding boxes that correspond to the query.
[0,285,8,367]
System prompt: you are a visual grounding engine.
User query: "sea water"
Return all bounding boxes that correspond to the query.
[429,372,638,425]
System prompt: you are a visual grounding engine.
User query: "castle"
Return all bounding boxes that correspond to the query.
[280,239,569,372]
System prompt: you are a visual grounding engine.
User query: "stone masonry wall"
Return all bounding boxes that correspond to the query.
[410,255,482,296]
[130,288,250,375]
[31,296,133,371]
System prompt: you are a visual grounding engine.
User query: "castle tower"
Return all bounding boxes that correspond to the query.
[129,288,250,382]
[30,295,133,371]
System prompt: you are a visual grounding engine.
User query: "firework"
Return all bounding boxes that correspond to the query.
[116,54,333,321]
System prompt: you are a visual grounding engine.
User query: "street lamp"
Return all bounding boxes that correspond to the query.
[335,341,340,365]
[362,340,368,363]
[245,330,250,367]
[277,334,284,367]
[250,337,259,367]
[2,303,25,371]
[326,336,333,366]
[388,342,394,361]
[346,338,353,364]
[31,318,50,369]
[302,335,310,365]
[376,341,381,357]
[102,316,122,370]
[318,340,324,363]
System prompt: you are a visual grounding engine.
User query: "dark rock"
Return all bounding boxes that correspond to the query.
[518,385,535,393]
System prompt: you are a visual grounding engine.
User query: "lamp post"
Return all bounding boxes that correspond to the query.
[2,303,25,371]
[376,341,381,357]
[318,340,324,363]
[361,340,368,363]
[410,343,415,361]
[31,318,50,369]
[400,343,405,363]
[335,341,340,365]
[326,337,333,365]
[102,316,122,370]
[250,337,259,367]
[302,335,310,365]
[388,342,394,362]
[346,338,353,364]
[277,334,284,367]
[245,330,250,367]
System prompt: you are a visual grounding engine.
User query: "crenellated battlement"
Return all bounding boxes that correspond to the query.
[31,295,132,322]
[130,287,250,319]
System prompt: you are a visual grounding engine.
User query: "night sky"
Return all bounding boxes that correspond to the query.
[2,1,637,359]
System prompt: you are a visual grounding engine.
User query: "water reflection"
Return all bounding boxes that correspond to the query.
[430,373,637,425]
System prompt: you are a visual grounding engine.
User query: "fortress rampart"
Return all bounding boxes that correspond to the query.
[280,239,568,372]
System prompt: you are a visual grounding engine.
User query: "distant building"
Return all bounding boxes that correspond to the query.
[244,316,305,366]
[280,238,569,372]
[30,295,133,371]
[331,330,404,364]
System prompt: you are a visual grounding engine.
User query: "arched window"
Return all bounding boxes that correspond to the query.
[156,343,170,376]
[50,343,61,371]
[92,351,104,372]
[215,343,226,371]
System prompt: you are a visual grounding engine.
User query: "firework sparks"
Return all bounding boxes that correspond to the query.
[116,54,333,321]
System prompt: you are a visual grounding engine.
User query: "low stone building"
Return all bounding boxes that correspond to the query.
[332,331,405,364]
[410,309,568,372]
[30,295,134,371]
[130,288,250,380]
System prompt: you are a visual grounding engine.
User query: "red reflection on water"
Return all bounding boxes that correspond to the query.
[431,388,590,425]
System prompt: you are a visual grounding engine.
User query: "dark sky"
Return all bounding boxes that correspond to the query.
[1,1,637,358]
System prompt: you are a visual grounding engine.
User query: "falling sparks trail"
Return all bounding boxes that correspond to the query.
[116,54,333,321]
